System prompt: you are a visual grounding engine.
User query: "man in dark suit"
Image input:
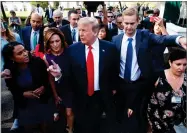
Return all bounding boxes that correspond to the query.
[107,11,118,38]
[48,17,119,133]
[21,12,44,53]
[116,13,124,35]
[60,10,80,46]
[112,7,187,133]
[75,5,86,17]
[49,9,69,28]
[45,5,54,23]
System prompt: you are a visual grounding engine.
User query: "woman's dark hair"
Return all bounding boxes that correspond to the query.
[2,42,21,62]
[2,41,26,70]
[98,24,111,41]
[169,47,186,62]
[94,16,103,24]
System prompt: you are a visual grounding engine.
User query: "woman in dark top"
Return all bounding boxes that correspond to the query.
[147,48,186,133]
[2,41,53,133]
[43,27,73,133]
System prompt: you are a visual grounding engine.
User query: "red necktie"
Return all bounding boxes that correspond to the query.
[86,46,94,96]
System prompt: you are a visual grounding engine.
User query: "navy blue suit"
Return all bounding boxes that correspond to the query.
[60,40,118,133]
[21,26,44,52]
[60,24,80,46]
[112,29,180,133]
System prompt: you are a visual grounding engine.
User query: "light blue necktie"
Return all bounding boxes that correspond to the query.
[71,28,76,42]
[124,38,133,81]
[109,23,112,30]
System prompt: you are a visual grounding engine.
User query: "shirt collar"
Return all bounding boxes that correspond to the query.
[31,29,40,34]
[85,38,99,50]
[70,25,77,31]
[124,30,137,42]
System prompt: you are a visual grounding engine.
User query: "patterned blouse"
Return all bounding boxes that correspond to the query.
[147,71,186,133]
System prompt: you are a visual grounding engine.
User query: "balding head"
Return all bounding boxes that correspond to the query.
[53,10,63,23]
[30,12,43,31]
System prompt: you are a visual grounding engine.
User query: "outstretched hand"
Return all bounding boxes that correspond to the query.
[47,60,62,78]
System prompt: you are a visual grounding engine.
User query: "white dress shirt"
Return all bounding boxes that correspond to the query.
[30,29,40,50]
[49,8,53,18]
[119,31,141,81]
[85,38,100,91]
[70,25,79,43]
[36,7,44,16]
[118,28,124,35]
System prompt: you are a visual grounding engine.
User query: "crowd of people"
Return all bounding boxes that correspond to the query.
[1,3,187,133]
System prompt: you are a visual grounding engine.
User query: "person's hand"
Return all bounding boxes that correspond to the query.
[154,17,164,27]
[112,90,116,95]
[47,60,62,78]
[54,96,62,106]
[179,37,187,49]
[1,69,12,79]
[23,91,40,99]
[127,108,133,118]
[54,113,60,121]
[30,50,36,56]
[33,86,45,96]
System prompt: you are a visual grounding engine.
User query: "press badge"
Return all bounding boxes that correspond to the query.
[171,96,181,103]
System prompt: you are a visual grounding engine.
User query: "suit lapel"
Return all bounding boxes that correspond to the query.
[116,33,124,52]
[28,27,32,50]
[99,40,105,78]
[135,30,142,56]
[77,42,86,70]
[68,25,73,44]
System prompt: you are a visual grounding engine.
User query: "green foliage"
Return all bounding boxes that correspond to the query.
[30,1,49,9]
[53,1,59,9]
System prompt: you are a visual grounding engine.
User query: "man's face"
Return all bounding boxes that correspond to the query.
[30,14,42,31]
[122,14,138,36]
[76,9,81,14]
[98,11,103,16]
[69,13,79,28]
[116,16,124,30]
[107,12,114,23]
[78,23,97,46]
[53,14,62,24]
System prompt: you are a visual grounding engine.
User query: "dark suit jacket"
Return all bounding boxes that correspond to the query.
[108,23,118,38]
[112,29,179,80]
[112,29,179,109]
[59,40,119,123]
[5,56,52,108]
[21,26,44,52]
[45,8,54,20]
[60,24,80,46]
[49,19,70,28]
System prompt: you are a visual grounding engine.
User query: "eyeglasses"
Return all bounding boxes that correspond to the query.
[107,16,114,18]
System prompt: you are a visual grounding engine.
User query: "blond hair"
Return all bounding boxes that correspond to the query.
[122,7,139,21]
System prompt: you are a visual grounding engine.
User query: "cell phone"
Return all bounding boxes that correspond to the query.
[150,16,155,22]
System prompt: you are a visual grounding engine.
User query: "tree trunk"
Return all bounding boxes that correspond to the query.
[119,1,122,12]
[1,2,7,21]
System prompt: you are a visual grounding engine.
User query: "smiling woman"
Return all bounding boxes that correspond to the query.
[2,41,54,133]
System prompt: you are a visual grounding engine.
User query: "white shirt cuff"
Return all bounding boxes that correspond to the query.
[55,74,62,81]
[175,36,182,45]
